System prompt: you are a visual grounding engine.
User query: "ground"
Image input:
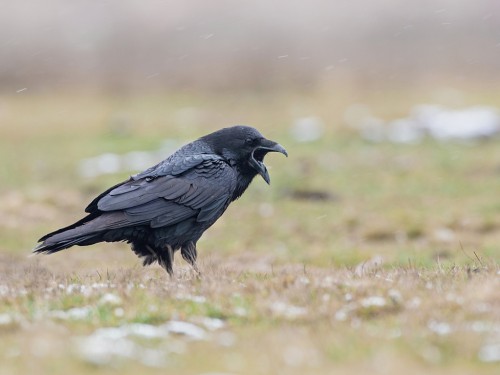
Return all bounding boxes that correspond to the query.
[0,88,499,374]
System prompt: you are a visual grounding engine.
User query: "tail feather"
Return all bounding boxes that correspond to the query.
[33,234,100,254]
[38,212,98,242]
[34,212,127,255]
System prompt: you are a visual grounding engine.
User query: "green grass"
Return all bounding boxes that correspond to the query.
[0,89,499,374]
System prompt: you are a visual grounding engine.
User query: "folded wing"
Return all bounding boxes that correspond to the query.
[92,156,236,229]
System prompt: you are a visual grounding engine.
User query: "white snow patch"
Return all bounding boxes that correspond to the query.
[76,334,166,367]
[428,320,452,336]
[0,313,14,325]
[99,293,122,306]
[407,297,422,309]
[233,307,247,317]
[164,320,207,340]
[478,343,500,362]
[92,323,167,341]
[434,228,455,243]
[216,331,236,347]
[199,317,225,331]
[78,141,178,179]
[58,282,117,297]
[469,321,500,334]
[76,319,219,366]
[290,117,325,142]
[49,306,93,320]
[350,105,500,143]
[175,294,206,304]
[0,285,9,296]
[334,309,349,321]
[360,296,387,308]
[114,308,125,317]
[270,301,307,319]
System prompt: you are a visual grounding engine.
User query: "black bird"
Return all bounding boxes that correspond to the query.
[34,126,287,275]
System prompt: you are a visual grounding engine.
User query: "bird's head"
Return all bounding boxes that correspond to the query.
[203,125,288,184]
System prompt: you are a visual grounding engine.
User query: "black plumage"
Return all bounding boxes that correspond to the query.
[34,126,287,275]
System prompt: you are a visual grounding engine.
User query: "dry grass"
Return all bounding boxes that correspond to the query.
[0,253,498,375]
[0,89,499,374]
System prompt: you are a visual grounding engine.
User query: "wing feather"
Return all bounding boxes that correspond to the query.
[88,154,236,230]
[197,196,229,222]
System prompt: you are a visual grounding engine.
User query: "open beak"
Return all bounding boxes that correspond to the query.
[250,139,288,185]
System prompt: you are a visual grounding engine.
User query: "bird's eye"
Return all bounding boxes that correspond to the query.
[245,138,254,145]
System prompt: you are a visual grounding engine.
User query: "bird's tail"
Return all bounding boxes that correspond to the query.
[33,213,119,254]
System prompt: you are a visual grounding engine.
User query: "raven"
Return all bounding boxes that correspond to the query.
[34,126,287,275]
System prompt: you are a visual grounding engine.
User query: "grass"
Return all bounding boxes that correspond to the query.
[0,88,499,374]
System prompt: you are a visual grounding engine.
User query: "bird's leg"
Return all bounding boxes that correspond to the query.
[141,244,158,266]
[181,242,201,276]
[157,245,174,276]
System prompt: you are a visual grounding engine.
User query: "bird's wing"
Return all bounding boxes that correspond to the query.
[87,155,236,228]
[132,153,217,180]
[85,152,215,213]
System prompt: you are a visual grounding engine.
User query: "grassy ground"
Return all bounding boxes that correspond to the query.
[0,89,499,374]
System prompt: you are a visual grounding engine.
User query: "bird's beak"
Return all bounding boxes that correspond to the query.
[250,139,288,185]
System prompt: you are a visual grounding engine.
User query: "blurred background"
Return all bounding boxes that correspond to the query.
[1,0,499,262]
[1,0,500,260]
[1,0,500,92]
